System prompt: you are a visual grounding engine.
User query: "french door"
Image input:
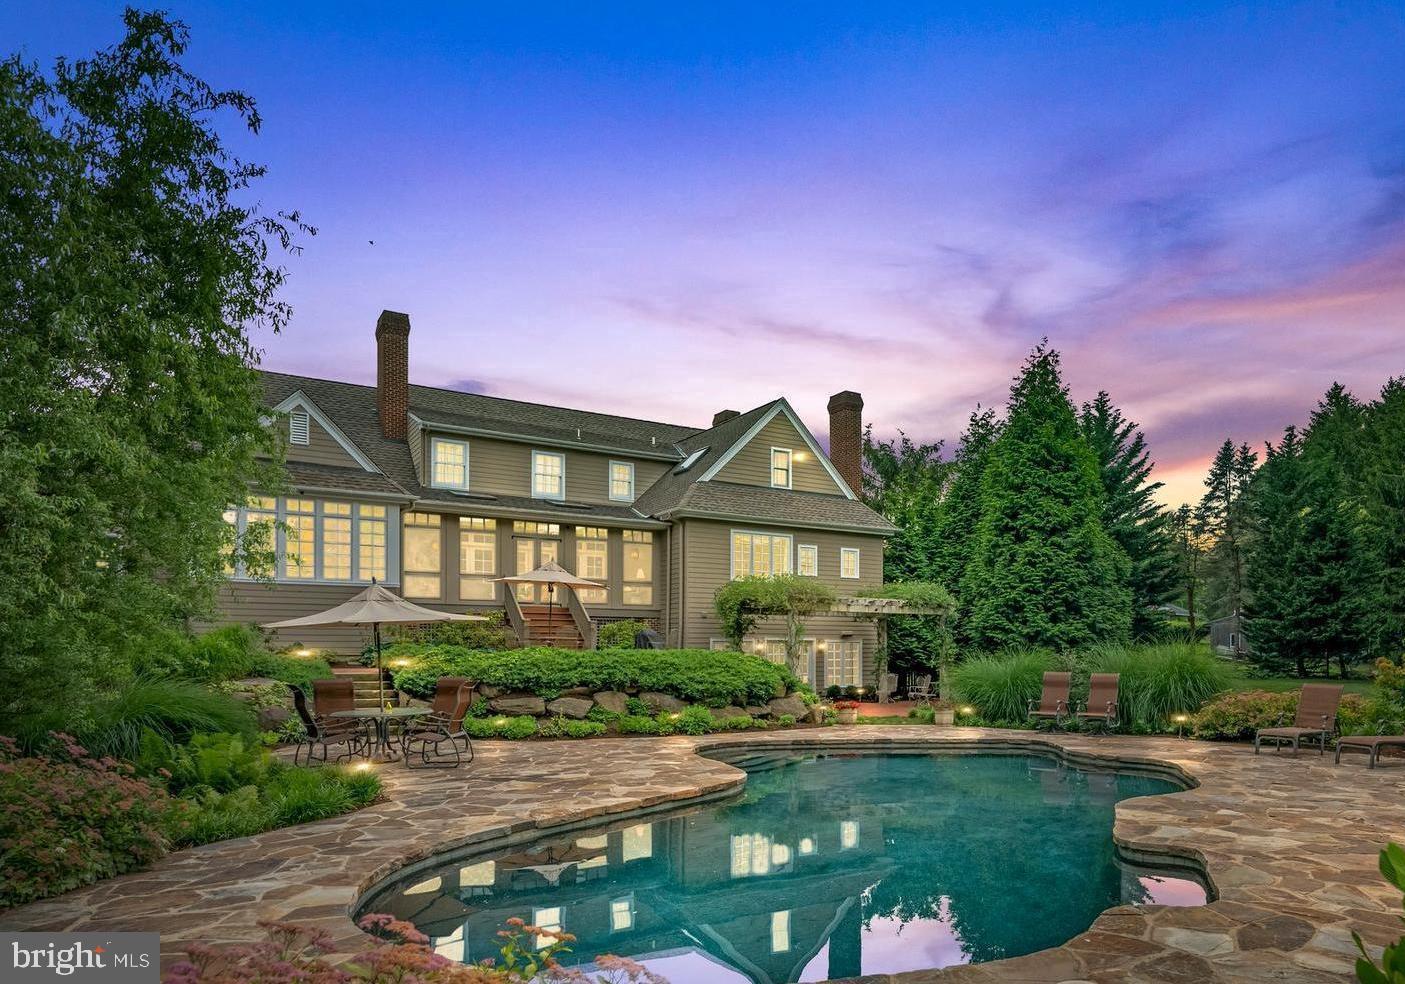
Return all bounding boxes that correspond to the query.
[513,527,560,603]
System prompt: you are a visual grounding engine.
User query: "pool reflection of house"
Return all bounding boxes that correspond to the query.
[375,771,895,984]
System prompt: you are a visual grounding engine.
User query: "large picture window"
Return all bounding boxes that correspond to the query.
[430,438,469,490]
[574,527,608,604]
[622,530,653,605]
[531,450,565,500]
[459,517,497,601]
[224,498,389,582]
[403,512,442,598]
[731,530,793,578]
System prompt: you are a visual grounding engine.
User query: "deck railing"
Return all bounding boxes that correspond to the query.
[565,588,597,649]
[503,589,527,646]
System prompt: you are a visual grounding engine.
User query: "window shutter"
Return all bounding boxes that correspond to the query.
[289,409,310,445]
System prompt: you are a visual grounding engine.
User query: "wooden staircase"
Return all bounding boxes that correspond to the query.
[332,665,392,708]
[519,604,585,649]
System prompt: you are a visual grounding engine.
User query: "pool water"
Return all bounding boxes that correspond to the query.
[360,752,1205,983]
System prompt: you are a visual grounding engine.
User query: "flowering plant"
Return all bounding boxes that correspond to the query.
[833,700,862,710]
[0,733,172,908]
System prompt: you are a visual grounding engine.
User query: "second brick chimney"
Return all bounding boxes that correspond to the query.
[712,409,740,427]
[827,390,864,495]
[376,310,411,440]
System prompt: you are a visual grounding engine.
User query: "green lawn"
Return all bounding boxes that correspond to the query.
[1226,673,1372,696]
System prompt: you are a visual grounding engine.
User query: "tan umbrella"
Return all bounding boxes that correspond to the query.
[264,579,486,706]
[493,560,602,636]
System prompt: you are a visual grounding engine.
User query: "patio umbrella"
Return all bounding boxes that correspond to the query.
[263,579,486,707]
[493,560,602,638]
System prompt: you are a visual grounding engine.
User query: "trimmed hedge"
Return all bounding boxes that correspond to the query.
[388,645,799,707]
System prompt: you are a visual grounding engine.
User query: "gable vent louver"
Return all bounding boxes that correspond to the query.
[289,409,310,446]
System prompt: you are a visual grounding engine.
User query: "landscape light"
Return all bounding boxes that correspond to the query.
[391,658,411,668]
[352,761,374,773]
[294,648,313,657]
[493,717,508,727]
[961,706,975,715]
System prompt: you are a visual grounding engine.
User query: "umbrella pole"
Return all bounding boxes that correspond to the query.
[375,622,385,708]
[546,585,555,645]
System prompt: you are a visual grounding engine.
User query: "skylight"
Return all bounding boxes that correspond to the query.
[673,446,709,474]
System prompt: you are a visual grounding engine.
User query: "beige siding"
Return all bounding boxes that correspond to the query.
[283,415,365,469]
[407,414,424,483]
[713,415,844,494]
[210,581,375,654]
[418,432,669,505]
[677,519,884,681]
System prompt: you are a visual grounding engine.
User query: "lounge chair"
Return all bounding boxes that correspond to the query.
[288,683,369,765]
[1254,683,1343,756]
[1335,731,1405,769]
[401,677,475,769]
[1028,672,1072,730]
[1076,673,1120,734]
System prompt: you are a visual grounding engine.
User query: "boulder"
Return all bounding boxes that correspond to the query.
[710,706,748,721]
[745,705,772,718]
[640,692,686,713]
[592,691,630,714]
[490,694,546,716]
[768,695,808,720]
[478,684,504,699]
[561,686,594,698]
[546,696,594,720]
[256,705,290,731]
[806,704,825,724]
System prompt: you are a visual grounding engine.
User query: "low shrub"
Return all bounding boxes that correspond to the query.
[389,645,797,707]
[246,651,334,692]
[465,715,539,740]
[386,611,517,651]
[1089,642,1233,728]
[0,734,172,908]
[1193,689,1370,741]
[617,714,664,735]
[67,677,257,761]
[672,705,716,736]
[777,714,796,727]
[537,716,608,739]
[597,620,652,649]
[625,696,651,716]
[948,649,1054,723]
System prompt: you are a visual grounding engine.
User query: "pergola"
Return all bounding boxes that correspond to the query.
[830,596,954,702]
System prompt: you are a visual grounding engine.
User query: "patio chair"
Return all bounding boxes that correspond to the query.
[1255,683,1343,756]
[1076,673,1121,734]
[881,672,899,702]
[1028,672,1072,730]
[1334,729,1405,768]
[288,684,369,766]
[401,678,476,769]
[907,674,933,705]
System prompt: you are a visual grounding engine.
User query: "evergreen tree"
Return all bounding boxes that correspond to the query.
[1243,428,1308,674]
[1079,391,1177,638]
[1197,440,1258,618]
[931,407,1000,598]
[1166,503,1207,634]
[1361,378,1405,656]
[960,344,1132,650]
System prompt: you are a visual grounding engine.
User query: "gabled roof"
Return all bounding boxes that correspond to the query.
[269,389,382,473]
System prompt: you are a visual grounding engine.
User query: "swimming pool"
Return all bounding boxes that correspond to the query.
[358,751,1206,983]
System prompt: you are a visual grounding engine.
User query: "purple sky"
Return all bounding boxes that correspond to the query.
[8,2,1405,506]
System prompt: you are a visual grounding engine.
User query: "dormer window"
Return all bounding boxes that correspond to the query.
[770,448,793,489]
[609,461,635,502]
[430,437,469,490]
[289,409,310,446]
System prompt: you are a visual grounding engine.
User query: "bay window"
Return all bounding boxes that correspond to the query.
[403,512,442,598]
[574,527,608,604]
[731,530,793,578]
[622,530,653,605]
[459,517,497,600]
[224,497,390,582]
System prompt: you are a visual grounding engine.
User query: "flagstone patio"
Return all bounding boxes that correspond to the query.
[1,727,1401,983]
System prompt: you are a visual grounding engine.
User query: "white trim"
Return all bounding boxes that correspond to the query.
[608,460,636,502]
[769,447,793,489]
[840,546,861,579]
[429,436,471,490]
[288,409,310,445]
[269,391,381,473]
[728,528,795,579]
[697,399,856,499]
[225,497,398,585]
[797,543,819,577]
[530,449,567,500]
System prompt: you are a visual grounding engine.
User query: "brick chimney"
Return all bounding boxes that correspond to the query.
[712,409,740,427]
[376,310,410,440]
[827,390,864,495]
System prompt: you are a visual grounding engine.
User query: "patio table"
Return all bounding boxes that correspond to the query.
[331,707,429,760]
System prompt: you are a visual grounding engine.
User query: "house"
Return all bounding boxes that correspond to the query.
[1207,613,1250,657]
[215,310,897,690]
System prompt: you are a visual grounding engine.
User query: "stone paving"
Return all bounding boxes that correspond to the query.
[2,727,1402,983]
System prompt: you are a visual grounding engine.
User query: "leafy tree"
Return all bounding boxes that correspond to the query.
[960,344,1132,650]
[1079,391,1177,638]
[861,429,951,674]
[713,575,837,675]
[1196,440,1258,619]
[1166,504,1207,633]
[0,11,307,716]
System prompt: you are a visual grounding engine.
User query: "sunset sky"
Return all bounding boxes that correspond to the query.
[8,2,1405,506]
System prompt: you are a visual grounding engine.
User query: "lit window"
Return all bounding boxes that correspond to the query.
[459,861,495,887]
[322,502,352,580]
[798,837,816,856]
[574,527,608,604]
[242,497,278,578]
[532,906,562,950]
[459,517,497,601]
[610,897,634,932]
[430,438,469,490]
[289,409,310,445]
[770,448,792,489]
[609,461,635,502]
[840,820,860,850]
[731,531,793,578]
[403,512,442,598]
[824,639,862,688]
[531,451,565,500]
[621,823,653,862]
[358,505,387,582]
[622,530,653,606]
[797,544,818,577]
[762,639,787,665]
[432,924,464,962]
[730,833,774,878]
[840,547,860,579]
[284,499,317,579]
[771,911,791,953]
[221,507,238,574]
